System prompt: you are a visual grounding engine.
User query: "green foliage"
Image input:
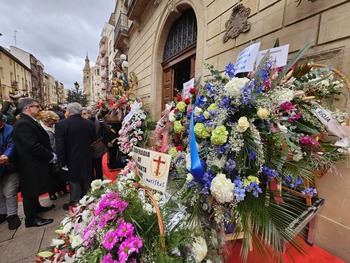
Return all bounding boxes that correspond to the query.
[66,89,88,106]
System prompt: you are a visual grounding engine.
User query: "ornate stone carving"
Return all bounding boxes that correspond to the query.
[223,4,251,43]
[167,0,176,13]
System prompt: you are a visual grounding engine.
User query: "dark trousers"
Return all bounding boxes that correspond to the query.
[92,157,103,180]
[23,197,40,222]
[69,178,91,204]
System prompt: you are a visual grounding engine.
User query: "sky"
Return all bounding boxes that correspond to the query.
[0,0,115,90]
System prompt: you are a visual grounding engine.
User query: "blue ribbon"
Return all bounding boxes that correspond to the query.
[189,112,204,181]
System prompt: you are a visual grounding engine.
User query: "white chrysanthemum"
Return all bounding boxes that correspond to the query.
[50,238,65,246]
[71,235,83,248]
[224,77,250,98]
[210,173,235,204]
[102,179,112,185]
[91,179,102,191]
[192,236,208,262]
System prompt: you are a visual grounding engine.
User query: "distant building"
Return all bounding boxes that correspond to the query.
[0,46,32,101]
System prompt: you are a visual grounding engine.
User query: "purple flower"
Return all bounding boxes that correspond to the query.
[299,135,318,147]
[116,221,134,238]
[280,101,294,112]
[103,230,119,250]
[225,62,235,78]
[118,236,143,263]
[101,253,114,263]
[225,158,236,174]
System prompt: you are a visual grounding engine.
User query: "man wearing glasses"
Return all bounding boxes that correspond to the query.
[12,98,56,227]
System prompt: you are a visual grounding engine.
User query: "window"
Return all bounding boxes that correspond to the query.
[0,67,3,78]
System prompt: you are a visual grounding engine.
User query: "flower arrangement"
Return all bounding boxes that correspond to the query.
[117,100,156,154]
[153,46,349,261]
[96,94,134,122]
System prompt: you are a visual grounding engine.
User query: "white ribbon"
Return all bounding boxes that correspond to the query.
[123,100,143,124]
[311,102,350,147]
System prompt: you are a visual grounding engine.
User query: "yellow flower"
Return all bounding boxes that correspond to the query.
[174,120,185,133]
[257,108,270,119]
[210,125,228,145]
[207,103,218,112]
[237,117,249,132]
[194,123,211,138]
[243,175,260,187]
[176,101,187,112]
[168,147,177,157]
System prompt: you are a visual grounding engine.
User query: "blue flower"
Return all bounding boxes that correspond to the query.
[225,158,236,174]
[225,62,235,78]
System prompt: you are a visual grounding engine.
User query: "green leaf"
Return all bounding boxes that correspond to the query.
[294,121,319,134]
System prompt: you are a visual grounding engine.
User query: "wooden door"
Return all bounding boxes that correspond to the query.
[162,67,174,109]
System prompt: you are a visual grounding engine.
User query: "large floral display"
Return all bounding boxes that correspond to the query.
[37,45,349,262]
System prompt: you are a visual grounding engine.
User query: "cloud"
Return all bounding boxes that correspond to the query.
[0,0,115,89]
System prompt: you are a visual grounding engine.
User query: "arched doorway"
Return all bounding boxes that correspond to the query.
[161,8,197,108]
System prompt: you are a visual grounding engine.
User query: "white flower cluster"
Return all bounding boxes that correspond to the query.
[210,173,235,204]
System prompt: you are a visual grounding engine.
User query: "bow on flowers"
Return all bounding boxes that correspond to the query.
[311,101,350,147]
[123,100,143,125]
[190,112,204,181]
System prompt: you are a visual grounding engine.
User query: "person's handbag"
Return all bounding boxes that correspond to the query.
[91,137,108,158]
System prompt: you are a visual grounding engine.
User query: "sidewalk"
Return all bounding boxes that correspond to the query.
[0,193,70,263]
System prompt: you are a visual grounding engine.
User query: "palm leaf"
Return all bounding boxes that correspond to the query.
[272,43,312,88]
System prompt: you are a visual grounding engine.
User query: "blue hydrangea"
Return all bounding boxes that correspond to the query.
[225,62,235,78]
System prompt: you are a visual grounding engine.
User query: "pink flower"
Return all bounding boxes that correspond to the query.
[116,221,134,238]
[280,101,295,112]
[299,136,318,148]
[135,120,142,127]
[103,230,119,250]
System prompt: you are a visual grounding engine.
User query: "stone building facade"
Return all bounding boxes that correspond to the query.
[117,0,350,261]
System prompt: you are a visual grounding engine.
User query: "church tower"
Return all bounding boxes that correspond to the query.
[83,53,91,97]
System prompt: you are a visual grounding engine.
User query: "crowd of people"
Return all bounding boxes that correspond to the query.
[0,96,110,230]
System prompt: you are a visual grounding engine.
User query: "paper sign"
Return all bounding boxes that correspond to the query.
[133,146,172,192]
[235,42,261,74]
[183,78,194,99]
[256,44,289,68]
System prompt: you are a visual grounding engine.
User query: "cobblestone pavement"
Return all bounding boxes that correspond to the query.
[0,194,70,263]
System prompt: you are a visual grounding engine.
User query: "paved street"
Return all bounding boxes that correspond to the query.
[0,194,70,263]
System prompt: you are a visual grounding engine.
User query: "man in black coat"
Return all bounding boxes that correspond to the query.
[55,102,96,210]
[12,98,56,227]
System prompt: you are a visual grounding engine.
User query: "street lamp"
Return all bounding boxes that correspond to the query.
[74,81,80,92]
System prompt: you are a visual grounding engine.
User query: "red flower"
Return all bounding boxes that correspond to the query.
[176,145,183,152]
[190,88,196,94]
[173,108,179,114]
[184,98,191,104]
[176,94,182,101]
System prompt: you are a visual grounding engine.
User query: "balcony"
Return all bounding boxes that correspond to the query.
[11,81,18,88]
[114,12,129,51]
[127,0,150,27]
[101,56,108,66]
[100,68,108,79]
[99,44,106,56]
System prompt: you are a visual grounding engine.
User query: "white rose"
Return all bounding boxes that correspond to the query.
[192,236,208,262]
[210,173,235,203]
[257,108,270,119]
[194,106,203,116]
[224,77,250,98]
[169,110,176,122]
[237,117,250,133]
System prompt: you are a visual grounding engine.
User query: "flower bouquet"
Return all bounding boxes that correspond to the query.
[153,45,349,261]
[37,161,215,263]
[117,100,156,154]
[96,94,134,122]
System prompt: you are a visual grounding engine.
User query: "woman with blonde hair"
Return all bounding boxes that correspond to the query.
[37,111,64,200]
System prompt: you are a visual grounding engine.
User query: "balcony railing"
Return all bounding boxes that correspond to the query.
[127,0,149,21]
[114,13,129,50]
